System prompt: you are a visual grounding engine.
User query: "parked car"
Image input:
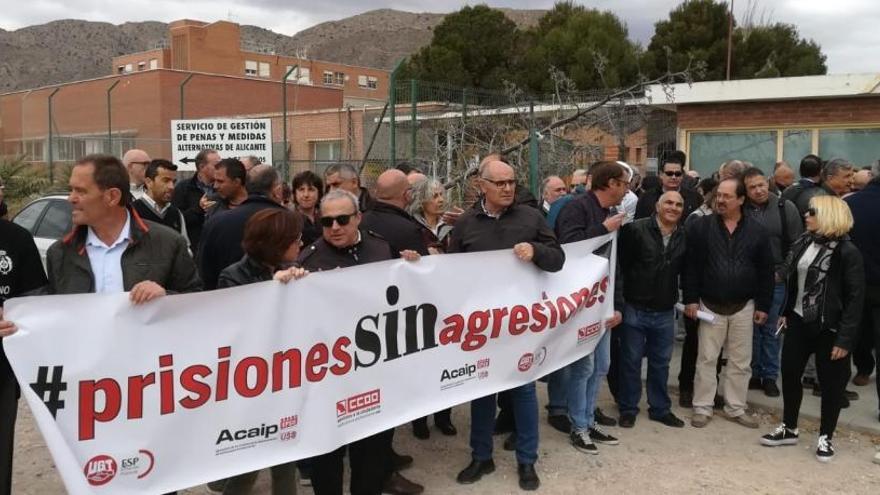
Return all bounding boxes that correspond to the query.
[12,194,71,268]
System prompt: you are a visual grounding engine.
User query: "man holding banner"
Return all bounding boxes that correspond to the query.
[449,159,564,491]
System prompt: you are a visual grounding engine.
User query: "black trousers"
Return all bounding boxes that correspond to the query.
[311,429,391,495]
[853,305,876,377]
[781,314,851,438]
[607,329,621,402]
[0,366,18,495]
[412,408,452,429]
[678,316,699,392]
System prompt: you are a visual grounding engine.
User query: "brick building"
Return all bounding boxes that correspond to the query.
[647,73,880,177]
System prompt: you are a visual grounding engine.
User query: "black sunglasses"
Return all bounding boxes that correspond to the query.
[664,171,683,177]
[320,213,355,228]
[805,207,817,217]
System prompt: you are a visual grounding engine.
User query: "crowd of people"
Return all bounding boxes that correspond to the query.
[0,146,878,495]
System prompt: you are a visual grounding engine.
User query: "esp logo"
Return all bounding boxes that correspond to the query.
[518,353,534,372]
[84,454,117,486]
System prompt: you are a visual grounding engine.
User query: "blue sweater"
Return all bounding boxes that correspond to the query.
[845,181,880,287]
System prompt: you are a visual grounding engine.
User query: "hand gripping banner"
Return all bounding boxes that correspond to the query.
[5,235,615,494]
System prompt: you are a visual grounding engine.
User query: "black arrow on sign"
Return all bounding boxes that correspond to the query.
[180,157,195,164]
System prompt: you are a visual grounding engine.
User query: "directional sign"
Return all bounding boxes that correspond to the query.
[171,118,273,171]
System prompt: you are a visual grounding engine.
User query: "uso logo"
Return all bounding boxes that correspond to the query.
[518,353,534,372]
[84,454,117,486]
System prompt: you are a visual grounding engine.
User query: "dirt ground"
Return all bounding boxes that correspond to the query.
[11,387,880,494]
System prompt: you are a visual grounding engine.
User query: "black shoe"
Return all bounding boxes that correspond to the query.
[816,435,834,463]
[570,430,599,454]
[841,395,850,409]
[547,414,571,434]
[802,376,817,388]
[749,377,762,390]
[412,420,430,440]
[713,394,724,409]
[456,459,495,484]
[845,389,859,401]
[760,423,799,446]
[762,379,780,398]
[650,412,685,428]
[619,414,636,428]
[392,450,413,471]
[436,421,457,436]
[517,463,540,491]
[679,390,693,408]
[812,384,822,397]
[589,426,619,445]
[594,408,617,427]
[503,432,516,451]
[383,472,424,495]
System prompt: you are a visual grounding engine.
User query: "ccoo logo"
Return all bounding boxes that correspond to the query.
[84,454,117,486]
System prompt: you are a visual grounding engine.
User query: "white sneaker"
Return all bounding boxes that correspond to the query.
[816,434,834,463]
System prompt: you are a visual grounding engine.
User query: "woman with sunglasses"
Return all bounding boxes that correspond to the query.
[215,208,307,494]
[760,196,864,463]
[292,171,324,247]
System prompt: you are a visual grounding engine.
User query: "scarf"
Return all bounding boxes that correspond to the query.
[800,234,838,323]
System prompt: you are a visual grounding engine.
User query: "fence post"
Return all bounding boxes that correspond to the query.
[107,80,120,154]
[179,74,195,119]
[388,59,404,168]
[410,79,418,161]
[529,101,539,198]
[282,65,298,181]
[47,88,61,185]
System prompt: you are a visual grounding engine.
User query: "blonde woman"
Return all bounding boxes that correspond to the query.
[761,195,865,462]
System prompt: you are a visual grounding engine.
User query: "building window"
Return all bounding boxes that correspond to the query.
[286,66,310,84]
[21,140,45,162]
[367,76,378,89]
[818,128,880,167]
[137,61,146,71]
[782,129,812,165]
[323,71,333,85]
[688,131,777,177]
[149,58,158,70]
[117,66,125,74]
[124,63,133,73]
[312,141,342,161]
[259,62,270,78]
[334,71,345,85]
[245,60,258,76]
[358,75,368,88]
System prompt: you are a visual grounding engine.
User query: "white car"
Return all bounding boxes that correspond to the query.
[12,194,72,269]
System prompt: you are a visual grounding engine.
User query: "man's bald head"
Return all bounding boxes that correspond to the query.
[407,172,427,185]
[375,169,412,208]
[774,162,795,190]
[656,190,685,225]
[483,160,514,179]
[122,149,150,185]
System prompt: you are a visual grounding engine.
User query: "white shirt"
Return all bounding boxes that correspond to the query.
[794,242,821,317]
[130,183,146,200]
[85,214,131,294]
[620,190,638,225]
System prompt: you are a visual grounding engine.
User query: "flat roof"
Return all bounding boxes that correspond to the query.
[647,73,880,106]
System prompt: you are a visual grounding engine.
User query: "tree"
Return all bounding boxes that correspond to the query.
[403,5,520,89]
[646,0,733,81]
[735,23,826,78]
[518,2,641,92]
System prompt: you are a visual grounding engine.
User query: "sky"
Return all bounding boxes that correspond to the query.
[1,0,877,74]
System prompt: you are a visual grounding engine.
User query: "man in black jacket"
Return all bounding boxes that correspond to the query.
[198,165,284,290]
[617,191,687,429]
[0,219,47,495]
[360,169,430,256]
[683,178,774,429]
[634,150,701,221]
[171,148,219,250]
[132,159,189,247]
[297,189,423,495]
[324,163,374,212]
[451,160,564,492]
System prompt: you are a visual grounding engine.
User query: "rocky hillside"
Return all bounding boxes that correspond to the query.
[0,9,545,92]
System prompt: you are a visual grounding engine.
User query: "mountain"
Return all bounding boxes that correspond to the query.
[0,9,546,92]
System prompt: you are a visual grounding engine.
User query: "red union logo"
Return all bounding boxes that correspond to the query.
[578,322,601,341]
[84,454,117,486]
[337,389,381,417]
[518,353,534,372]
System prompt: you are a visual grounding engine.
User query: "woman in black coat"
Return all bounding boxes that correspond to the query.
[760,195,864,463]
[216,208,308,494]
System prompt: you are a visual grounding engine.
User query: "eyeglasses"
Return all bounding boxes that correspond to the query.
[664,171,684,177]
[319,213,356,228]
[481,177,517,189]
[805,207,817,217]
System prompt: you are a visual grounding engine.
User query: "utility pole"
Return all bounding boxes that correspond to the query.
[726,0,735,80]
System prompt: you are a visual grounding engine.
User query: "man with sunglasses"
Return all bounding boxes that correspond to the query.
[634,150,702,222]
[451,160,564,492]
[297,189,424,495]
[122,149,151,200]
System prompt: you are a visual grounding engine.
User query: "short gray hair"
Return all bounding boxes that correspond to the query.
[324,163,359,181]
[822,158,854,179]
[321,189,359,212]
[246,164,280,195]
[407,177,443,216]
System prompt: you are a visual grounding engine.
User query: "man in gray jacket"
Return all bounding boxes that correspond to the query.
[743,167,803,397]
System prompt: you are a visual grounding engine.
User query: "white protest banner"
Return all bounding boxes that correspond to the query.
[5,235,614,494]
[171,118,273,171]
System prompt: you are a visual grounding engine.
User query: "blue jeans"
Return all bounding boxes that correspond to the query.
[470,382,538,464]
[751,283,785,380]
[565,352,595,433]
[546,367,570,416]
[618,304,675,418]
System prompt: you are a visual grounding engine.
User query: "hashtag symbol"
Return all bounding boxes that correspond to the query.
[29,366,67,418]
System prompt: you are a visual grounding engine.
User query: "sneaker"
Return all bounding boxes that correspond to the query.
[726,413,759,429]
[594,408,617,427]
[760,424,799,446]
[547,414,571,434]
[762,379,780,398]
[691,414,711,428]
[816,435,834,463]
[650,412,685,428]
[589,426,619,445]
[619,414,636,428]
[570,430,599,454]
